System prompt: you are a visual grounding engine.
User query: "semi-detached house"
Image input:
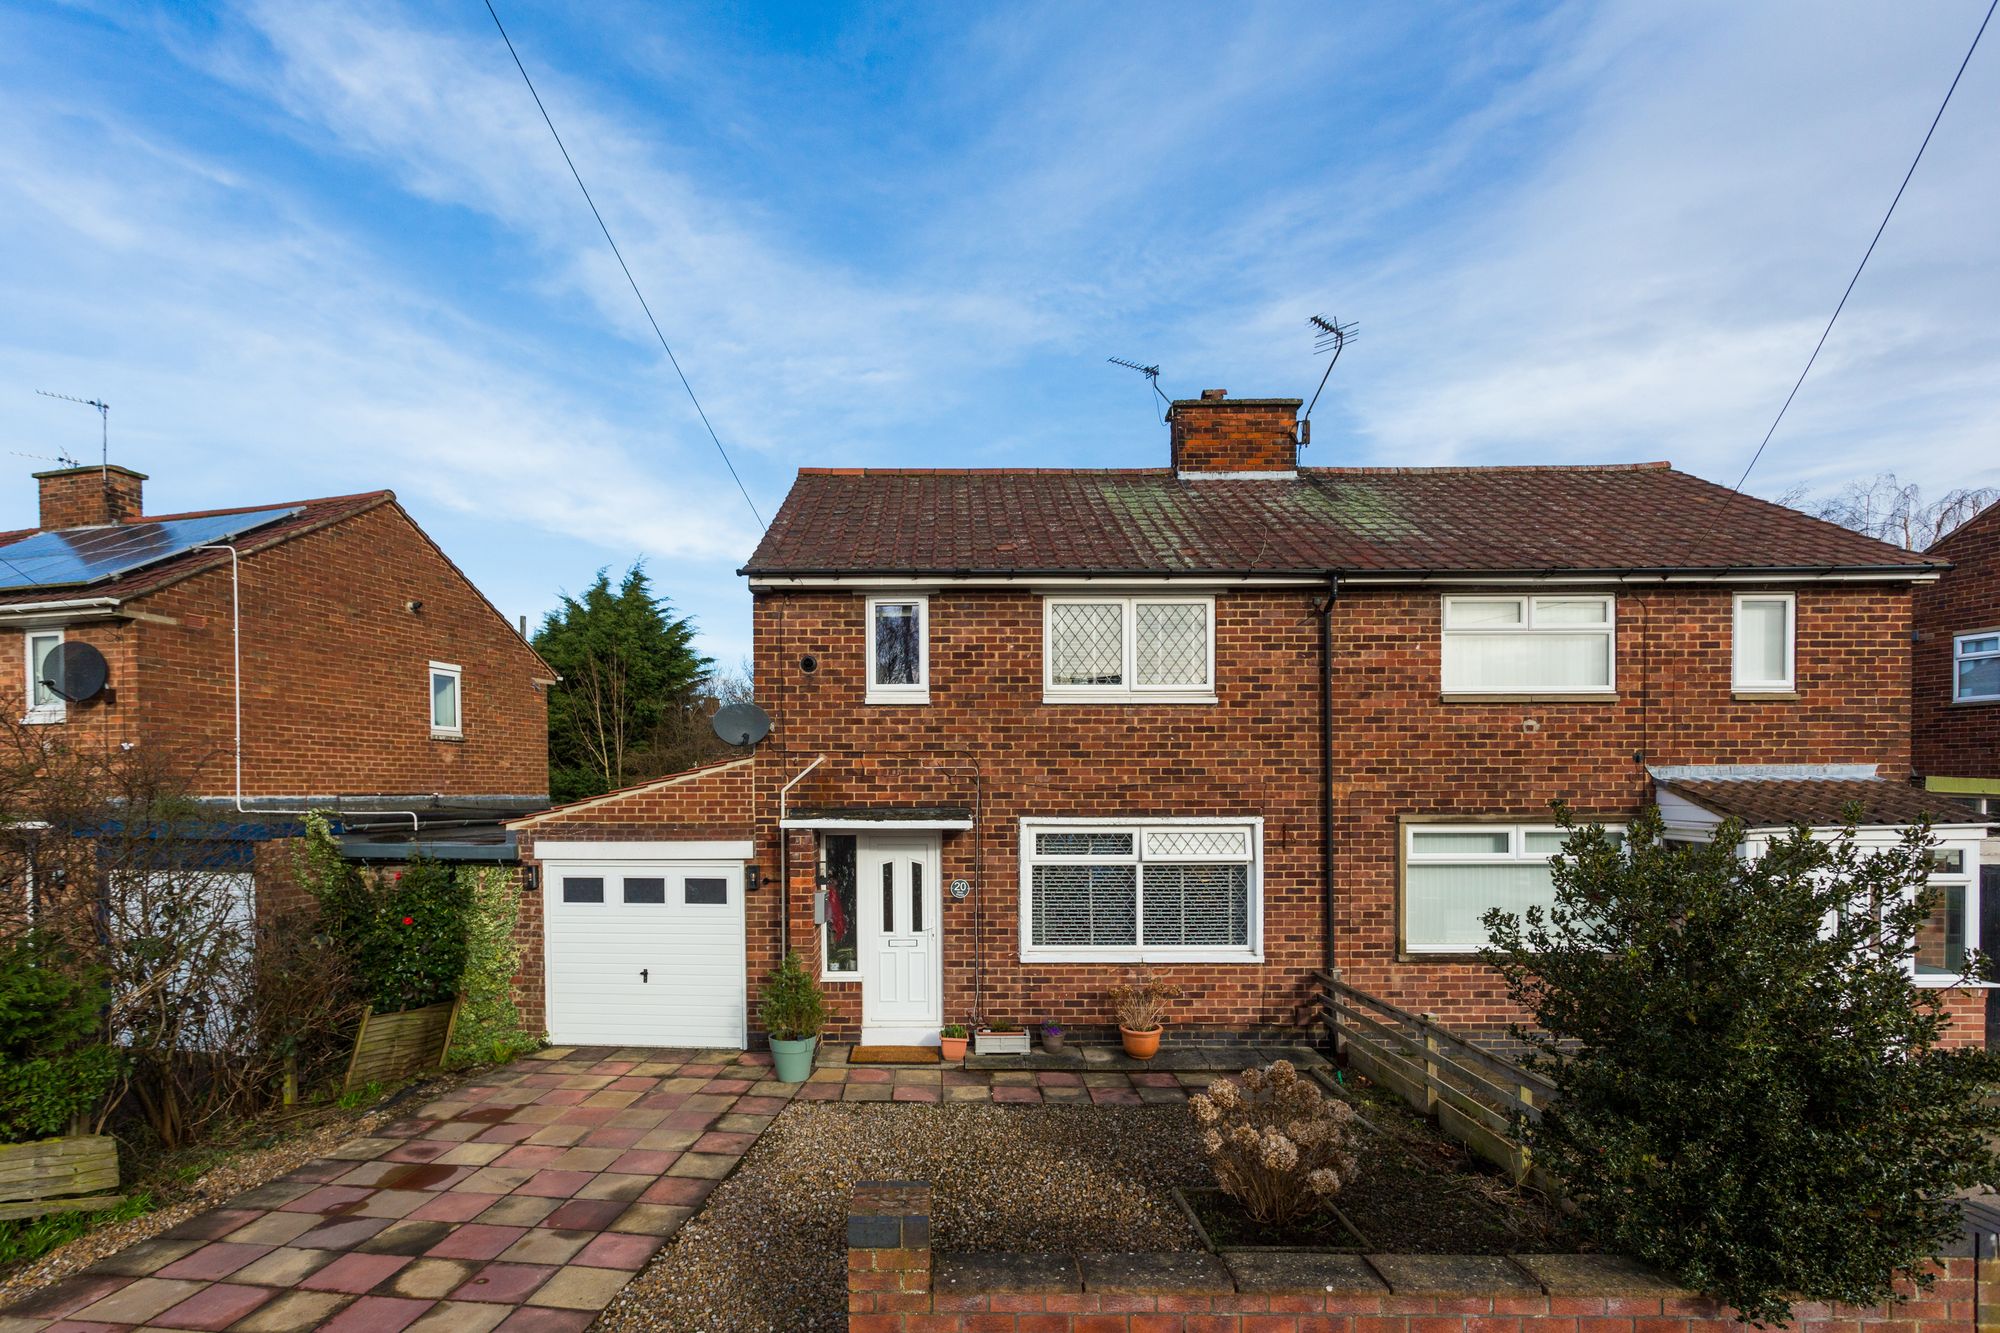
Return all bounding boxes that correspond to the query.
[511,392,1990,1051]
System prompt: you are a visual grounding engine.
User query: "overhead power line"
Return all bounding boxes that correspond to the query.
[1731,0,1996,495]
[481,0,766,530]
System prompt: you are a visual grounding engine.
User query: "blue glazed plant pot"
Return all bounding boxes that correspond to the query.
[770,1035,819,1083]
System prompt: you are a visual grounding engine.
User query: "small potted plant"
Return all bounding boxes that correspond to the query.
[759,951,827,1082]
[974,1019,1030,1056]
[1040,1021,1067,1055]
[939,1024,969,1060]
[1109,969,1183,1059]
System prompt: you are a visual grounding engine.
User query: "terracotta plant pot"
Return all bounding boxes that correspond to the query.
[939,1034,968,1060]
[1120,1024,1162,1059]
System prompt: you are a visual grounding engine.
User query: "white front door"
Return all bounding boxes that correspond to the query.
[859,836,942,1044]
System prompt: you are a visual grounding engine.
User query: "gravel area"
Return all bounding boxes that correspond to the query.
[0,1070,481,1311]
[598,1101,1208,1333]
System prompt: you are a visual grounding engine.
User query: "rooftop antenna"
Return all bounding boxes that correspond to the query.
[1303,314,1358,422]
[1108,357,1171,421]
[35,391,107,479]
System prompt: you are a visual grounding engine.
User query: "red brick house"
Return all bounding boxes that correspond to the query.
[1,463,553,895]
[1913,498,2000,992]
[511,393,1987,1049]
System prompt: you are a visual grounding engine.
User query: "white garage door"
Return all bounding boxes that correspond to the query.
[539,840,749,1048]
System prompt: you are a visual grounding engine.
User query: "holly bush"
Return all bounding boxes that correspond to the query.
[1483,805,2000,1325]
[0,935,122,1142]
[297,814,470,1013]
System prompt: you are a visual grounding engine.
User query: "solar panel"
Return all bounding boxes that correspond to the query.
[0,506,304,593]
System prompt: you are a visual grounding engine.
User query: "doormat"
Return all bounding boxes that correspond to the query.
[848,1045,940,1065]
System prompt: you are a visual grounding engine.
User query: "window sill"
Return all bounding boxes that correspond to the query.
[865,691,931,706]
[21,711,64,726]
[1733,690,1798,701]
[431,730,465,742]
[821,971,862,984]
[1950,697,2000,708]
[1019,949,1261,965]
[1437,692,1616,704]
[1041,692,1218,706]
[1915,976,1999,989]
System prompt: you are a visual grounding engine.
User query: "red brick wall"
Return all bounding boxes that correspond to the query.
[1915,502,2000,779]
[0,619,143,755]
[128,500,549,800]
[35,465,145,528]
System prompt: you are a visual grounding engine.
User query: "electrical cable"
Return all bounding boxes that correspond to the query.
[481,0,767,530]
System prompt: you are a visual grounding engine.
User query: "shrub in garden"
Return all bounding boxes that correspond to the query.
[758,951,826,1040]
[1189,1059,1360,1226]
[298,815,471,1013]
[0,935,121,1142]
[1483,805,2000,1326]
[447,865,539,1065]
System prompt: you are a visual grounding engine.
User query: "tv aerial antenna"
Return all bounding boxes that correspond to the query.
[1303,315,1358,422]
[35,391,108,477]
[1108,357,1172,420]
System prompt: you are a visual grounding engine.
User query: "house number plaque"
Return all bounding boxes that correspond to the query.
[949,879,972,899]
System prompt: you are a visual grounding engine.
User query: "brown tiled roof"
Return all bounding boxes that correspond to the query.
[741,464,1935,578]
[0,492,391,608]
[1658,778,1985,828]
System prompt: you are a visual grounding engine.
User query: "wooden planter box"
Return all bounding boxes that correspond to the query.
[343,995,464,1094]
[974,1027,1031,1056]
[0,1134,121,1222]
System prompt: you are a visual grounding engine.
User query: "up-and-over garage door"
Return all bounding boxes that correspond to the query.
[537,840,749,1049]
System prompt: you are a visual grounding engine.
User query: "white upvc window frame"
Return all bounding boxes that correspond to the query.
[1439,594,1617,696]
[1042,594,1217,704]
[1954,630,2000,704]
[1018,816,1262,964]
[865,594,930,704]
[1732,592,1797,693]
[429,661,463,738]
[23,629,64,724]
[1401,820,1627,956]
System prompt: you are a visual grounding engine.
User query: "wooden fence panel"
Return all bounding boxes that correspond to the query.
[0,1134,121,1221]
[343,995,463,1093]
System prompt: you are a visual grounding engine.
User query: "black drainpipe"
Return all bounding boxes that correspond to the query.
[1317,574,1341,975]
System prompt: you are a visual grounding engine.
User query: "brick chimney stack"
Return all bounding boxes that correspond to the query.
[35,464,146,529]
[1167,390,1304,475]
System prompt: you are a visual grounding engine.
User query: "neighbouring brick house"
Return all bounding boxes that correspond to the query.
[0,462,553,908]
[1913,498,2000,1009]
[510,392,1988,1050]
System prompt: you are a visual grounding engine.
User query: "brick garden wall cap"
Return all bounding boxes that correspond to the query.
[934,1252,1080,1295]
[846,1180,934,1250]
[1079,1250,1234,1294]
[1512,1253,1689,1297]
[1365,1253,1544,1295]
[1225,1250,1388,1295]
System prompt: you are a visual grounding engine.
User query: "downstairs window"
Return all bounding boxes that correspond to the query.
[1019,819,1260,963]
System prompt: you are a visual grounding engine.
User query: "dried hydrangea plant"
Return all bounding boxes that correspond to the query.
[1188,1059,1361,1226]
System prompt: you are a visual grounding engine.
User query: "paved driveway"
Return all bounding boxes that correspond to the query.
[0,1046,1198,1333]
[0,1047,800,1333]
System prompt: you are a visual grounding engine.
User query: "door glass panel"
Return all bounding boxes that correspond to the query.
[911,860,923,932]
[824,835,857,973]
[622,877,665,904]
[882,861,894,934]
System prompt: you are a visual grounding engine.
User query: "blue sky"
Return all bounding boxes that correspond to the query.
[2,2,1996,669]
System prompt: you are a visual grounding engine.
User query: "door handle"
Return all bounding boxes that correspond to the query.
[640,968,649,983]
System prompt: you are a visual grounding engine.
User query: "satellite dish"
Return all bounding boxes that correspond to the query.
[45,642,109,703]
[711,701,771,747]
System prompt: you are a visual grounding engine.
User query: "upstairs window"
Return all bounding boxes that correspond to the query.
[1733,594,1796,693]
[430,662,462,737]
[1044,596,1213,702]
[1956,632,2000,703]
[865,596,929,704]
[1441,595,1614,695]
[24,630,63,723]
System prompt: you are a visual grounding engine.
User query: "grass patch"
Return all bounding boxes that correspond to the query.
[0,1194,154,1269]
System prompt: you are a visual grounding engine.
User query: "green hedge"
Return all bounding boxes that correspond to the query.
[0,936,122,1143]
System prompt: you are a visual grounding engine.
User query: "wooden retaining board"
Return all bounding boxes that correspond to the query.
[0,1134,120,1219]
[343,996,463,1093]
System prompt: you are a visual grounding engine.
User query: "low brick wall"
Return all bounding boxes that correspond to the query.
[846,1182,1991,1332]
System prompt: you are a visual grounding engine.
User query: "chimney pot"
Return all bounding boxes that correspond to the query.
[33,464,146,529]
[1200,388,1228,400]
